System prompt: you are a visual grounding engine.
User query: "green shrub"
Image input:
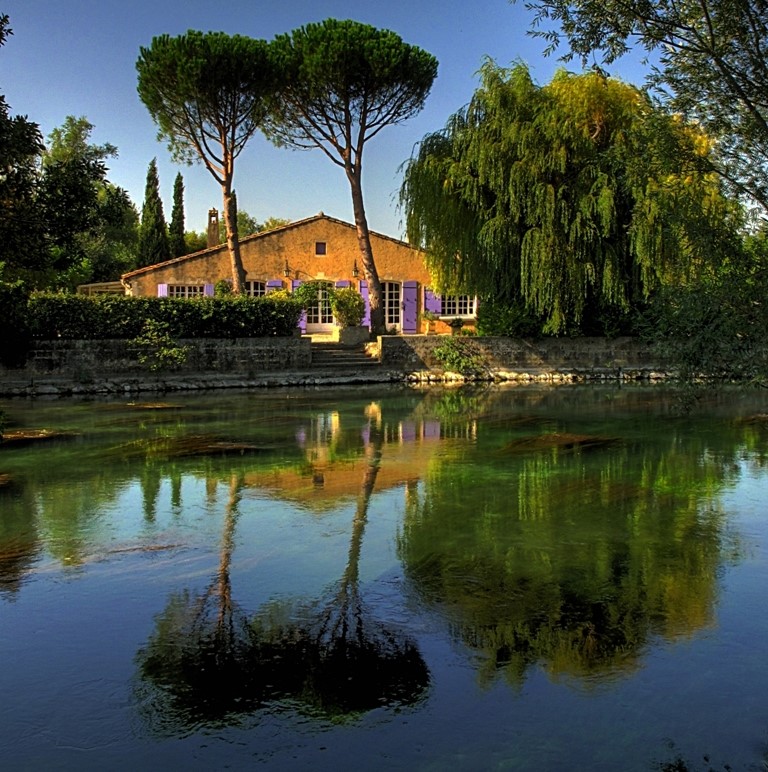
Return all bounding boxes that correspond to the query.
[330,287,365,327]
[476,298,542,337]
[0,280,31,367]
[131,319,189,372]
[433,337,486,376]
[27,293,304,340]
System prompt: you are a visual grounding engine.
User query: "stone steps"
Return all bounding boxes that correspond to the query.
[310,342,380,369]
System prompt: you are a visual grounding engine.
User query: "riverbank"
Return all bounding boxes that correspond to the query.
[0,335,674,397]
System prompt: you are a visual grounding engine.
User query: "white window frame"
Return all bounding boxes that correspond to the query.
[440,295,477,318]
[168,284,205,299]
[244,281,266,297]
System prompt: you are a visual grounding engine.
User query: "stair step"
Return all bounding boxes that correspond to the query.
[310,342,379,368]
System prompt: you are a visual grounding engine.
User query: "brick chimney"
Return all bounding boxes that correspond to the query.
[207,208,219,248]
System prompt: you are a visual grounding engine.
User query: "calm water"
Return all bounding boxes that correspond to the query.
[1,385,767,771]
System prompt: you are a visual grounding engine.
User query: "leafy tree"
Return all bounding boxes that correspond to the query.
[401,62,740,334]
[517,0,768,216]
[43,115,117,168]
[217,204,259,244]
[168,172,186,257]
[138,158,170,268]
[184,230,208,253]
[40,116,137,287]
[137,31,277,292]
[260,216,291,231]
[0,14,46,280]
[266,19,438,334]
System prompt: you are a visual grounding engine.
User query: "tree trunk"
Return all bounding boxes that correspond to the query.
[347,168,386,336]
[222,186,246,294]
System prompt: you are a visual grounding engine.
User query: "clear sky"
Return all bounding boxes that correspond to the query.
[1,0,648,240]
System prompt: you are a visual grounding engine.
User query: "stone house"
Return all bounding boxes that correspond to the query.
[120,212,477,335]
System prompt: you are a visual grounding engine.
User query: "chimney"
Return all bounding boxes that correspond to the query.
[207,208,219,248]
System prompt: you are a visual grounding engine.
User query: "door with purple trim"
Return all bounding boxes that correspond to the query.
[305,280,334,333]
[383,281,401,331]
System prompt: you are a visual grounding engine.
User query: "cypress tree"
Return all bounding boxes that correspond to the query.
[168,172,186,257]
[138,158,170,267]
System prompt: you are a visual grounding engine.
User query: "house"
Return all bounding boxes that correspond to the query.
[120,212,477,334]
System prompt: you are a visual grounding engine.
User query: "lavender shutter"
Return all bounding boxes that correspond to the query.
[292,279,306,333]
[335,280,351,288]
[424,287,442,315]
[157,284,168,297]
[266,279,283,293]
[402,281,418,334]
[359,280,371,329]
[203,283,215,297]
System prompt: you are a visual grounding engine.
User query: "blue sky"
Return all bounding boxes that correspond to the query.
[2,0,648,240]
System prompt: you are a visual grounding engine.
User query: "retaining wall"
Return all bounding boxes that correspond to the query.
[378,335,670,377]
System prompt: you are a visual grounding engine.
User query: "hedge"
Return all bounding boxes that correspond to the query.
[26,293,305,340]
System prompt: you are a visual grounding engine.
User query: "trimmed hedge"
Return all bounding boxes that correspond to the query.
[0,280,31,366]
[27,293,304,340]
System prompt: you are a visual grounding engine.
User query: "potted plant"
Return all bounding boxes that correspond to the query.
[330,287,369,345]
[448,317,465,336]
[421,310,439,334]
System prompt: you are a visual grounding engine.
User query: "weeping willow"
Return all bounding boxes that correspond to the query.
[400,61,739,333]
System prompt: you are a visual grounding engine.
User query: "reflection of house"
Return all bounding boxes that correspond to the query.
[120,212,477,334]
[243,405,456,510]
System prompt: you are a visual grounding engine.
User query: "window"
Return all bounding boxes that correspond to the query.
[440,295,476,317]
[244,281,266,297]
[315,241,327,256]
[168,284,205,299]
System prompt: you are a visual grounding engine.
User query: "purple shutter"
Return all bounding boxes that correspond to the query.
[402,281,418,334]
[266,279,283,293]
[423,420,441,440]
[335,280,351,288]
[359,280,371,329]
[157,284,168,297]
[401,421,416,443]
[424,287,442,315]
[203,283,215,297]
[292,279,306,333]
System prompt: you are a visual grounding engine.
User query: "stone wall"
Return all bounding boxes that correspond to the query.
[2,337,311,381]
[378,335,671,379]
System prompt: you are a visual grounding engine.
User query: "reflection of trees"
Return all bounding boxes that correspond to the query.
[136,423,429,731]
[398,431,740,688]
[136,473,266,726]
[0,484,40,597]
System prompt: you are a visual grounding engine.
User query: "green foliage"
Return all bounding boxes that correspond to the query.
[131,318,188,371]
[0,279,30,366]
[266,18,438,333]
[168,172,186,258]
[26,293,304,340]
[136,30,277,291]
[214,279,233,296]
[329,287,365,327]
[640,234,768,385]
[432,337,486,376]
[476,297,542,337]
[401,62,740,335]
[291,280,329,309]
[520,0,768,215]
[43,116,117,168]
[138,158,170,267]
[291,282,365,327]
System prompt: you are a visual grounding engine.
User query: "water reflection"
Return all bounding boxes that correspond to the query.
[398,390,744,687]
[0,386,759,753]
[134,413,429,731]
